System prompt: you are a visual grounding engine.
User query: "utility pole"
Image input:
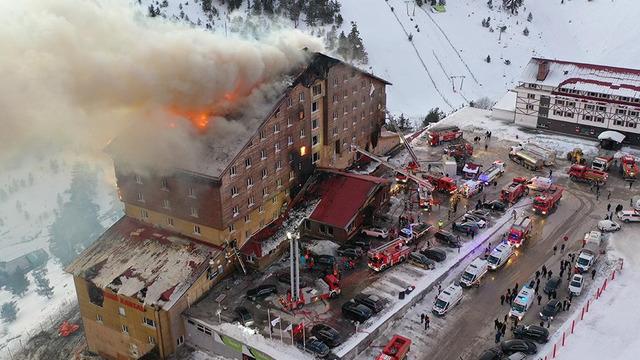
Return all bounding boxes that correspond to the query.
[405,1,416,16]
[450,75,465,93]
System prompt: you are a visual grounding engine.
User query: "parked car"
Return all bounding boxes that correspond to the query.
[617,210,640,223]
[513,324,549,343]
[246,284,277,301]
[297,337,330,358]
[506,353,527,360]
[354,293,385,313]
[409,252,436,270]
[434,230,461,248]
[543,276,562,294]
[569,274,584,296]
[500,339,537,355]
[352,236,372,250]
[420,248,447,262]
[361,227,389,238]
[315,255,336,268]
[463,213,487,228]
[539,299,563,321]
[310,324,342,348]
[483,200,508,212]
[276,271,309,288]
[477,347,502,360]
[469,209,491,221]
[233,307,254,327]
[452,221,480,234]
[597,219,621,232]
[342,300,373,322]
[336,244,363,259]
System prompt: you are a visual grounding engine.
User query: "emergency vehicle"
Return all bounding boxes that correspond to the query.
[507,216,532,247]
[367,238,411,272]
[426,125,463,146]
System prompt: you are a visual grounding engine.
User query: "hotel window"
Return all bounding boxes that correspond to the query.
[527,93,536,99]
[313,152,320,163]
[564,112,574,118]
[161,178,169,190]
[118,307,126,316]
[230,165,237,177]
[261,149,267,160]
[630,111,639,117]
[289,170,295,181]
[275,142,281,152]
[273,123,280,133]
[259,130,266,140]
[299,92,305,102]
[526,104,534,110]
[287,97,292,107]
[167,217,174,226]
[585,104,595,110]
[333,95,338,103]
[312,119,318,129]
[143,317,156,328]
[583,115,593,121]
[259,205,264,213]
[555,100,565,106]
[312,84,322,96]
[247,177,254,188]
[567,101,576,107]
[141,209,149,219]
[333,111,338,119]
[244,215,250,223]
[194,225,201,234]
[96,314,103,323]
[148,336,156,345]
[135,174,143,184]
[627,122,637,128]
[188,187,196,198]
[334,77,339,86]
[312,101,319,113]
[228,223,236,232]
[248,196,255,207]
[121,324,129,335]
[333,127,338,136]
[177,336,184,346]
[245,157,252,168]
[598,106,607,112]
[298,110,304,120]
[231,186,238,197]
[343,106,348,114]
[300,128,305,138]
[276,160,282,170]
[352,101,357,110]
[137,192,144,202]
[162,199,170,209]
[190,207,198,218]
[312,135,319,146]
[287,135,293,146]
[595,117,605,123]
[588,92,598,97]
[233,206,240,217]
[262,168,268,179]
[287,116,293,127]
[262,188,269,197]
[614,119,625,126]
[277,179,283,188]
[617,109,627,115]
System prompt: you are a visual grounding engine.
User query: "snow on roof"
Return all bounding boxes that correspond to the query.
[492,91,517,111]
[66,217,221,310]
[598,130,626,143]
[520,58,640,99]
[309,170,390,229]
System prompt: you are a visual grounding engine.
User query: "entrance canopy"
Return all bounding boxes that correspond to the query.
[598,131,625,143]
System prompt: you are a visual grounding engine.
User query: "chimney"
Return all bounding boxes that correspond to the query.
[536,60,550,81]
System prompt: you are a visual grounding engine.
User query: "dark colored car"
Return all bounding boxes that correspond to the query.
[452,221,480,234]
[483,200,508,212]
[477,347,503,360]
[352,237,372,250]
[310,324,342,348]
[246,284,277,301]
[315,255,336,268]
[233,307,254,327]
[513,324,550,344]
[500,339,537,355]
[420,248,447,262]
[409,252,436,270]
[336,245,363,259]
[543,276,562,294]
[354,293,385,313]
[469,209,491,221]
[342,300,373,322]
[540,299,563,321]
[276,271,308,288]
[434,230,461,248]
[298,337,330,358]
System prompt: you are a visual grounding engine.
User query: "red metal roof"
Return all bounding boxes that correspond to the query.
[310,171,389,229]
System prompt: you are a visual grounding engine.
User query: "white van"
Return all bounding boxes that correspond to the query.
[432,283,463,316]
[583,230,603,246]
[617,210,640,223]
[487,243,514,270]
[509,285,535,320]
[459,258,489,288]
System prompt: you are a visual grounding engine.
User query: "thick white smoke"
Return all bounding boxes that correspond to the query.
[0,0,324,171]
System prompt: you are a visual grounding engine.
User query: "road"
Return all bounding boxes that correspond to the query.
[358,133,637,360]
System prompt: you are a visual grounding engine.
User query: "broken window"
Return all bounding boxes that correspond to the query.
[87,281,104,307]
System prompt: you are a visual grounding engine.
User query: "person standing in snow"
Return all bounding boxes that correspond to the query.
[553,245,557,255]
[591,268,597,280]
[537,294,542,305]
[424,315,430,329]
[421,313,425,323]
[495,331,502,343]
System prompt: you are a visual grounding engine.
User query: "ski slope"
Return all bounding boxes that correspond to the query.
[341,0,640,118]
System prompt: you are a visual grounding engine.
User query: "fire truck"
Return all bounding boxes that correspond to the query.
[478,160,505,185]
[422,172,458,194]
[620,155,638,180]
[591,155,614,172]
[367,238,411,272]
[568,164,608,185]
[282,274,341,310]
[500,177,529,204]
[375,335,412,360]
[444,141,474,161]
[532,185,563,215]
[507,216,532,247]
[426,125,463,146]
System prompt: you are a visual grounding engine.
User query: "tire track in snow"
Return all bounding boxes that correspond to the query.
[417,5,481,86]
[382,0,454,111]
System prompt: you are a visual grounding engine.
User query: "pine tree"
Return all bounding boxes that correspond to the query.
[523,27,529,36]
[347,22,368,64]
[252,0,262,15]
[148,5,157,17]
[423,108,444,127]
[486,55,491,63]
[201,0,212,12]
[487,0,493,9]
[1,302,18,323]
[527,12,533,22]
[337,31,350,60]
[416,0,424,6]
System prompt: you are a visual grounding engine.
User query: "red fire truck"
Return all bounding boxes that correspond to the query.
[532,185,563,216]
[621,155,638,180]
[568,164,608,185]
[500,177,529,204]
[444,141,473,160]
[375,335,412,360]
[422,172,458,194]
[426,125,463,146]
[507,216,532,247]
[367,238,411,272]
[282,274,341,310]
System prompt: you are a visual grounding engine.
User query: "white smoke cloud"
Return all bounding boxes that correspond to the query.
[0,0,324,171]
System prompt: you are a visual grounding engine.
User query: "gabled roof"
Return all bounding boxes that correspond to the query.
[308,170,389,229]
[66,217,221,310]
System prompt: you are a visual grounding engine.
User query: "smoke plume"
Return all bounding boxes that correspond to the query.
[0,0,324,172]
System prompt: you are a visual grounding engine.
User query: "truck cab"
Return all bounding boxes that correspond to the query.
[459,257,489,288]
[508,216,532,247]
[432,283,463,316]
[487,243,514,270]
[592,155,614,172]
[427,125,462,146]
